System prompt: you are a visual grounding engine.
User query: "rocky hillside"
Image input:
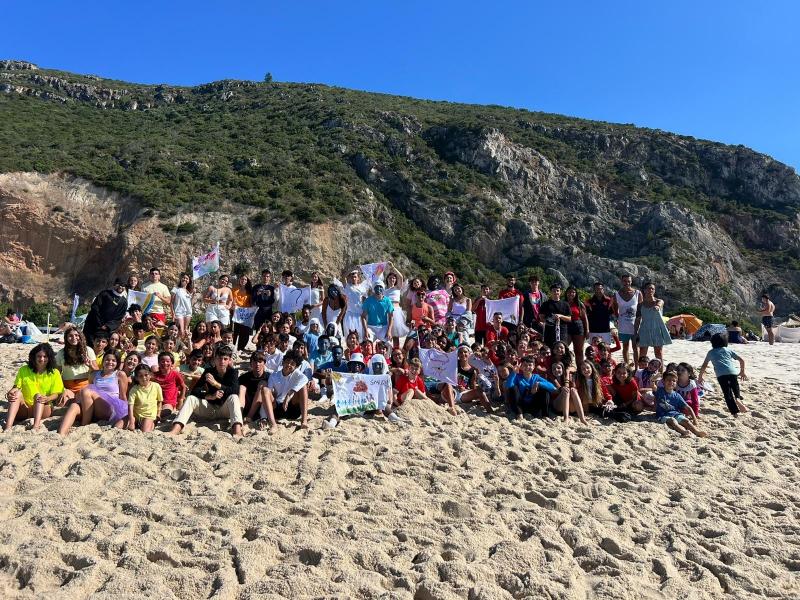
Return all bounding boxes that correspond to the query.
[1,60,798,317]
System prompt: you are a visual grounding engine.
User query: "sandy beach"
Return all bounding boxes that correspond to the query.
[1,339,799,599]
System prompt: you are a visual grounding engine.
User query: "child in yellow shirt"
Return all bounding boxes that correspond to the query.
[127,364,162,432]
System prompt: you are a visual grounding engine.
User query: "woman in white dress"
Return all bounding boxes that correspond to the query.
[385,266,410,347]
[322,283,346,342]
[171,273,194,339]
[308,271,325,322]
[342,269,368,340]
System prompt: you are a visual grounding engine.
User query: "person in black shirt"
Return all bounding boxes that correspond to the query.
[251,269,276,333]
[239,350,269,417]
[83,279,129,346]
[169,345,243,438]
[584,282,614,344]
[538,284,570,347]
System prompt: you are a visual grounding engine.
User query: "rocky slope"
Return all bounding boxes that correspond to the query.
[1,61,798,317]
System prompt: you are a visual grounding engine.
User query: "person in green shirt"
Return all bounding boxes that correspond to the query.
[5,343,64,431]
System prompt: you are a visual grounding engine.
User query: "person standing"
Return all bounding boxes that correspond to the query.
[539,284,571,347]
[142,268,172,324]
[498,275,524,332]
[634,282,672,364]
[251,269,276,333]
[361,282,394,343]
[83,278,129,346]
[231,274,253,353]
[585,282,614,344]
[612,274,643,365]
[522,276,544,332]
[759,293,776,345]
[473,284,492,345]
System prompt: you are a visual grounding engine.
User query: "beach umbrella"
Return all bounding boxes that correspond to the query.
[668,314,703,335]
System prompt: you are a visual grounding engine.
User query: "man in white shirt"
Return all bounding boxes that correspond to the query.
[142,267,172,324]
[250,351,309,431]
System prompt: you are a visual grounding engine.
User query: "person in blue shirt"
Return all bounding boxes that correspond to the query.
[505,356,557,420]
[697,332,749,416]
[656,371,707,437]
[303,318,321,358]
[361,282,394,343]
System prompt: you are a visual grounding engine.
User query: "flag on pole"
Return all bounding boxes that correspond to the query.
[419,348,458,385]
[127,290,155,314]
[70,294,80,322]
[484,296,520,325]
[192,242,220,279]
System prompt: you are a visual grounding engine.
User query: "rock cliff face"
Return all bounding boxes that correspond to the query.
[0,173,394,311]
[1,61,799,318]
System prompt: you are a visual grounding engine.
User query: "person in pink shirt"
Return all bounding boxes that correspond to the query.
[424,274,450,325]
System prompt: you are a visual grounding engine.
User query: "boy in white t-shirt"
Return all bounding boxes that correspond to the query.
[248,351,309,432]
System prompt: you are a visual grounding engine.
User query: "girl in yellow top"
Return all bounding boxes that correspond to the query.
[127,365,162,433]
[5,343,64,431]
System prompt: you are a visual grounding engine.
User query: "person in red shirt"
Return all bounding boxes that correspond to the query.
[498,275,524,332]
[485,312,510,345]
[472,284,492,345]
[152,351,187,419]
[392,359,431,407]
[609,363,643,414]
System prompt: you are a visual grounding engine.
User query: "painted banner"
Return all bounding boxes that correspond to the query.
[127,289,155,314]
[192,242,220,278]
[484,296,520,325]
[279,284,312,314]
[468,355,497,380]
[331,372,392,416]
[232,306,259,328]
[360,261,388,285]
[419,348,458,385]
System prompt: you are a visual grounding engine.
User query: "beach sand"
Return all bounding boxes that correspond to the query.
[0,339,799,599]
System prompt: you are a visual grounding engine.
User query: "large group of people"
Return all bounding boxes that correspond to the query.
[3,263,753,439]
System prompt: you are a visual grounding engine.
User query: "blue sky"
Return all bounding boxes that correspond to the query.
[3,1,798,168]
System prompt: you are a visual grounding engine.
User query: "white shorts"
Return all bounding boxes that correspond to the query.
[206,305,230,326]
[367,324,389,342]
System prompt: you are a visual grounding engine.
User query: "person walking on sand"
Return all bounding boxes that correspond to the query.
[759,293,776,345]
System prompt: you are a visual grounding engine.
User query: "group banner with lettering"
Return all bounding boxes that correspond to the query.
[192,242,220,278]
[279,284,312,314]
[232,306,259,328]
[331,372,392,416]
[418,348,458,385]
[484,296,520,325]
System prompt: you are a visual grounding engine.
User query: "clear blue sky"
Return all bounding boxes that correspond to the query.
[3,1,798,168]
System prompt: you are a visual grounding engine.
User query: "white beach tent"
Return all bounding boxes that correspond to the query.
[776,325,800,343]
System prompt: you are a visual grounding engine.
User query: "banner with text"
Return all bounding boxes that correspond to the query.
[331,372,392,416]
[232,306,259,328]
[419,348,458,385]
[279,284,312,314]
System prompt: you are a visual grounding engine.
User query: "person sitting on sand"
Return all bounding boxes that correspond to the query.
[169,345,243,438]
[55,327,98,402]
[247,350,309,432]
[4,343,64,432]
[697,333,749,417]
[127,364,162,433]
[726,321,747,344]
[58,351,129,436]
[505,355,558,420]
[655,371,707,437]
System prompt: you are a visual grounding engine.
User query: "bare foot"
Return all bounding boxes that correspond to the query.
[737,402,749,413]
[696,430,708,438]
[269,425,278,434]
[300,422,310,430]
[449,407,459,416]
[579,418,589,426]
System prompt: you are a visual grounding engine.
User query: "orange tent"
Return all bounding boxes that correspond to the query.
[667,314,703,335]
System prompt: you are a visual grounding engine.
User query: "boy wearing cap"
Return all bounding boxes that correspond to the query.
[361,282,394,343]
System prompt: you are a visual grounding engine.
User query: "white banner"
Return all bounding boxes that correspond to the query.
[331,372,392,416]
[468,355,497,380]
[419,348,458,385]
[485,296,520,325]
[360,261,388,285]
[232,306,259,328]
[279,284,312,314]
